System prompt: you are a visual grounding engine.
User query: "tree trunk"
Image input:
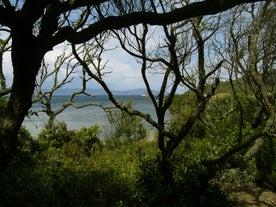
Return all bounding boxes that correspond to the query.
[0,27,44,173]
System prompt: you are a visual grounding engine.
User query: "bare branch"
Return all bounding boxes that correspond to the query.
[52,0,266,46]
[71,42,160,130]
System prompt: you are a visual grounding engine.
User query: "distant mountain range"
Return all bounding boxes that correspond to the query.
[51,88,159,96]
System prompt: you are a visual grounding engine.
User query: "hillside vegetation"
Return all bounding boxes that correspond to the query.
[0,77,275,206]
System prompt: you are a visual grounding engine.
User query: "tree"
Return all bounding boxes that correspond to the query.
[98,1,275,185]
[218,2,276,188]
[32,39,108,128]
[112,10,227,181]
[0,0,266,173]
[105,100,147,148]
[73,4,222,183]
[203,1,276,165]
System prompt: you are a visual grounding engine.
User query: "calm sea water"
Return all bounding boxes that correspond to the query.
[23,95,159,137]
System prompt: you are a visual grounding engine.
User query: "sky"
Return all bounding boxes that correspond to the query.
[2,38,179,94]
[0,2,188,95]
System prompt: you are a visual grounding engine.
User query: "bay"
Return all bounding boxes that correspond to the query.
[23,95,158,137]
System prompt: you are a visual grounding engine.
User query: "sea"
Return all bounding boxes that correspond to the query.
[23,95,160,138]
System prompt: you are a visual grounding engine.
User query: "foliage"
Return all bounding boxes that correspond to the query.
[0,2,274,206]
[0,121,237,206]
[0,96,7,116]
[105,100,147,148]
[38,122,75,148]
[2,87,268,206]
[1,84,273,207]
[169,82,276,193]
[74,125,102,156]
[0,123,151,206]
[255,137,276,191]
[38,122,102,155]
[170,89,259,153]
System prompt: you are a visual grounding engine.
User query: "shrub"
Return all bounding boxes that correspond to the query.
[105,100,147,148]
[0,96,7,116]
[74,125,102,156]
[38,122,74,148]
[255,137,276,191]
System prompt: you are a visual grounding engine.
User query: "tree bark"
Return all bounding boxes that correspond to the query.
[0,24,45,173]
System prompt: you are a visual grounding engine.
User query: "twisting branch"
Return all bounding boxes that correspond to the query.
[31,44,105,128]
[71,42,160,130]
[202,132,266,166]
[201,2,276,167]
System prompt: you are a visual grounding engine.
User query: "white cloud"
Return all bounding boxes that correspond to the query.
[100,45,165,91]
[44,42,70,64]
[2,50,13,86]
[102,48,139,89]
[2,42,74,88]
[2,37,174,93]
[39,43,82,89]
[96,28,176,92]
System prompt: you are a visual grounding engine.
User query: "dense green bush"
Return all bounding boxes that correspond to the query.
[37,122,75,148]
[2,91,270,206]
[75,125,102,156]
[168,91,265,198]
[255,137,276,191]
[0,123,238,206]
[105,100,147,148]
[0,96,7,116]
[0,121,157,206]
[0,127,46,207]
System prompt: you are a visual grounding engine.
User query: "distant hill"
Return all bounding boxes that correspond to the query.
[50,88,159,96]
[184,70,276,96]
